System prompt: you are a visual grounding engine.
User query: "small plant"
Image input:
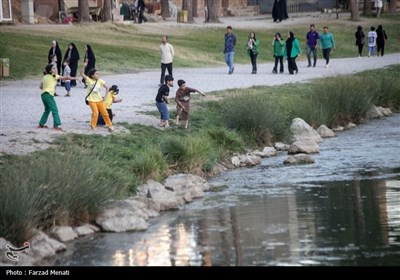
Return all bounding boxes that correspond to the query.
[221,92,289,146]
[160,134,214,174]
[132,145,167,183]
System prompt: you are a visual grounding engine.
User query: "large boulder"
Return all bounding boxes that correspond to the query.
[95,199,149,232]
[283,154,315,165]
[316,125,335,138]
[288,139,320,154]
[137,180,180,211]
[231,154,261,168]
[290,118,323,143]
[50,226,78,242]
[163,174,210,204]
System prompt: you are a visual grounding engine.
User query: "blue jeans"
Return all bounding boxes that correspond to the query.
[156,101,169,121]
[307,46,317,66]
[224,51,235,73]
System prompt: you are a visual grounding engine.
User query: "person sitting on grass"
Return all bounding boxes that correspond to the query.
[175,79,205,129]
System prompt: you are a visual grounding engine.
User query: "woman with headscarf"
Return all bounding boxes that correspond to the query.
[272,0,289,23]
[48,40,62,75]
[82,45,96,87]
[284,31,301,75]
[376,25,388,57]
[63,42,80,87]
[355,26,365,58]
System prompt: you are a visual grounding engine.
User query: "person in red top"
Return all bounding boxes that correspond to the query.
[174,79,205,129]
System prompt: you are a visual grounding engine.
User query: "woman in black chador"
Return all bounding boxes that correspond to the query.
[82,44,96,87]
[272,0,289,23]
[63,42,80,87]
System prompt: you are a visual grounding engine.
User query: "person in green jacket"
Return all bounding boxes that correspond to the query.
[319,26,336,68]
[284,31,301,75]
[272,32,285,74]
[246,32,260,74]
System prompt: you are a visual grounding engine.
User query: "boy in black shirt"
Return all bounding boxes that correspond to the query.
[155,75,174,128]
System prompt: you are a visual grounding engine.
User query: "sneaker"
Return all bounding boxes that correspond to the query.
[108,126,114,132]
[37,125,48,128]
[307,64,311,67]
[231,67,234,74]
[272,70,277,74]
[54,93,59,97]
[53,127,64,131]
[325,63,329,68]
[65,94,71,97]
[313,64,316,67]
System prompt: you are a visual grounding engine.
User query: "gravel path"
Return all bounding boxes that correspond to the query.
[1,53,399,155]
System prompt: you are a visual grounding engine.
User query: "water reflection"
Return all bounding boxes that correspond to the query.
[51,115,400,266]
[52,178,400,266]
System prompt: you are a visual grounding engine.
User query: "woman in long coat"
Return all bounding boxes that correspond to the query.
[63,42,80,87]
[83,45,96,87]
[48,40,62,75]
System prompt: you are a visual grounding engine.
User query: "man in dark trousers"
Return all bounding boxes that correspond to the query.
[138,0,147,24]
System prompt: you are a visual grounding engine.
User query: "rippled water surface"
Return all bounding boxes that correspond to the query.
[51,115,400,266]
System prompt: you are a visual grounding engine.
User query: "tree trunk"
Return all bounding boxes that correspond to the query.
[349,0,360,20]
[161,0,170,19]
[204,0,220,23]
[78,0,92,22]
[102,0,112,22]
[182,0,194,23]
[389,0,396,12]
[192,0,198,17]
[363,0,372,15]
[58,0,65,11]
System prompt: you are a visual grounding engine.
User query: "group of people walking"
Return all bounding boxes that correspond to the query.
[226,22,388,76]
[355,24,388,58]
[225,25,336,76]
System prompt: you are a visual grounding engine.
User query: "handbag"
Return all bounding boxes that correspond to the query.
[85,80,98,105]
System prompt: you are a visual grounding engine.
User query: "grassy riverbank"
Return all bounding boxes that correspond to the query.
[1,65,399,245]
[1,14,400,79]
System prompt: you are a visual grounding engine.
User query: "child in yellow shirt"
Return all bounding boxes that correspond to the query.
[97,85,122,125]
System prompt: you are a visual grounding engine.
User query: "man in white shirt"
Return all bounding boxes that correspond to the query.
[374,0,383,17]
[159,36,175,86]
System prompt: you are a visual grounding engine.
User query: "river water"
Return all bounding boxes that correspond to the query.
[50,115,400,266]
